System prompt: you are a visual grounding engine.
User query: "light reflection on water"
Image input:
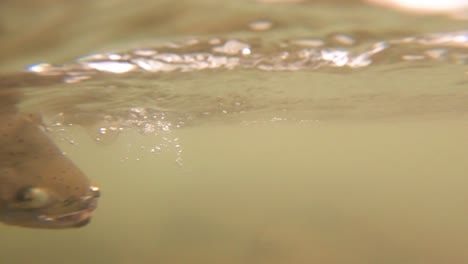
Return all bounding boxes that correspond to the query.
[0,0,468,264]
[27,31,467,76]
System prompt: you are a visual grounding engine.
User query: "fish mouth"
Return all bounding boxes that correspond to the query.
[37,207,95,228]
[36,188,100,228]
[37,199,97,228]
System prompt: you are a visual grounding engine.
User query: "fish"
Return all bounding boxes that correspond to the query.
[0,79,100,229]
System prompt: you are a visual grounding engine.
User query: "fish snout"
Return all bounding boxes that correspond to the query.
[35,185,101,228]
[89,186,101,198]
[82,185,100,211]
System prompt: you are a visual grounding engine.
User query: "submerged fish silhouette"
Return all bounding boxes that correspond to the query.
[0,75,100,229]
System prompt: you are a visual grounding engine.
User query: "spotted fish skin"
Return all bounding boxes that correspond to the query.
[0,84,99,229]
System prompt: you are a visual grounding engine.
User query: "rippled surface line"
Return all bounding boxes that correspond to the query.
[27,31,467,82]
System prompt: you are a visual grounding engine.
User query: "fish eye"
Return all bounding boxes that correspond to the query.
[15,187,50,209]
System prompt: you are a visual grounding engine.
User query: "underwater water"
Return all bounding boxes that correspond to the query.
[0,0,467,263]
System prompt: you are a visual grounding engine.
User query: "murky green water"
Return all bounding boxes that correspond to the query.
[0,0,467,263]
[2,119,468,264]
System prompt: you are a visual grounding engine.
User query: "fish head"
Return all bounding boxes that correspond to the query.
[0,113,100,229]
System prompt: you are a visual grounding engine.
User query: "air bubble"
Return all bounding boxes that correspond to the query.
[85,61,136,73]
[402,54,425,60]
[333,34,355,46]
[248,20,273,31]
[213,40,251,55]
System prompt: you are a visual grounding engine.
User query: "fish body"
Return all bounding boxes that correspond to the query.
[0,112,100,229]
